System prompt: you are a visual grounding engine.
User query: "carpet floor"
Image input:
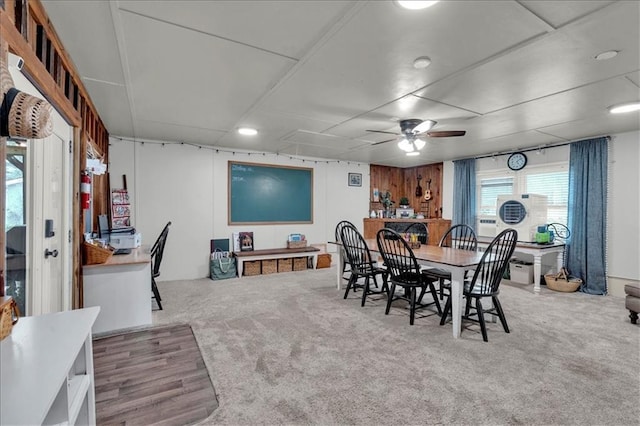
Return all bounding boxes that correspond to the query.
[152,266,639,425]
[93,323,218,425]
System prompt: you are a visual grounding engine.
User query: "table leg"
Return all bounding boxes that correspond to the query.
[556,251,564,274]
[312,254,318,269]
[237,259,244,278]
[533,255,542,293]
[450,268,464,339]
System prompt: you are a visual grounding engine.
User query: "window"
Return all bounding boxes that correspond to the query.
[479,177,513,215]
[477,162,569,226]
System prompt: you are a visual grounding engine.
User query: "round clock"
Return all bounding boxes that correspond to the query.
[507,152,527,171]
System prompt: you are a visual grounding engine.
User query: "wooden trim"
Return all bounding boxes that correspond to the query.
[0,9,80,125]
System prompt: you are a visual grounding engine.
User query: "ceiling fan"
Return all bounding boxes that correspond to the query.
[367,118,466,153]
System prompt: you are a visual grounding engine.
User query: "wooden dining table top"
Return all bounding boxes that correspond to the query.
[364,239,485,269]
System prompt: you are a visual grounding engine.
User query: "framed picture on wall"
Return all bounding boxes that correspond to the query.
[348,173,362,187]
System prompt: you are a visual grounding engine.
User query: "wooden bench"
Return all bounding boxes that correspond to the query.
[233,246,320,278]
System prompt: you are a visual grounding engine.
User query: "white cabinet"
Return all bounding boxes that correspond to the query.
[0,307,100,425]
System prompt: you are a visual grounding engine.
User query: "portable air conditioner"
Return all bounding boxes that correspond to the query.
[496,194,548,242]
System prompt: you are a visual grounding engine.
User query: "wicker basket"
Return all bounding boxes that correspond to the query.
[83,242,114,265]
[287,240,307,249]
[316,253,331,269]
[545,268,582,292]
[243,260,261,276]
[0,296,19,341]
[278,258,293,272]
[262,259,277,274]
[293,257,308,271]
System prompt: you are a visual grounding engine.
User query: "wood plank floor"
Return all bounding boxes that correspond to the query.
[93,324,218,425]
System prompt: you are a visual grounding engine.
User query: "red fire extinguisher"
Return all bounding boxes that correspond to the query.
[81,170,91,210]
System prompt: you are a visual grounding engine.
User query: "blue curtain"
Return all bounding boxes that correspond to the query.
[453,158,476,230]
[567,137,608,295]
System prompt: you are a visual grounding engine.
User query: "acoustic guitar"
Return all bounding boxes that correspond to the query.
[415,175,423,197]
[424,179,432,201]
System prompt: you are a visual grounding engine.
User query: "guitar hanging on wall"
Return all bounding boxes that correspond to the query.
[424,179,432,201]
[415,175,423,197]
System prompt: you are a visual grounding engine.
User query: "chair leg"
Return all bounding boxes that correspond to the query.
[417,286,426,304]
[493,296,510,333]
[440,296,451,325]
[381,273,390,295]
[151,277,163,310]
[475,298,488,342]
[385,283,396,315]
[361,277,370,307]
[465,295,472,317]
[343,274,356,299]
[428,282,442,315]
[409,287,416,325]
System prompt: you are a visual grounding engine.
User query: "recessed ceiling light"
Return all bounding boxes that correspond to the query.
[396,1,439,10]
[406,151,421,156]
[608,102,640,114]
[238,127,258,136]
[413,56,432,69]
[594,50,619,61]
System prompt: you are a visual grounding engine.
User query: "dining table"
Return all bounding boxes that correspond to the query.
[332,239,486,339]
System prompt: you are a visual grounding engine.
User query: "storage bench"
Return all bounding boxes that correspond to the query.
[234,246,320,278]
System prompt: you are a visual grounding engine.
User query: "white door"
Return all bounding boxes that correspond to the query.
[11,68,72,315]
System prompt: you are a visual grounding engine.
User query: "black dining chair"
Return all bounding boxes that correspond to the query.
[422,224,477,301]
[335,220,356,282]
[376,228,441,325]
[339,223,389,307]
[439,228,517,342]
[150,221,171,310]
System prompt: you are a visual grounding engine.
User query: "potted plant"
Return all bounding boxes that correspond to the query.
[399,197,410,208]
[380,191,394,217]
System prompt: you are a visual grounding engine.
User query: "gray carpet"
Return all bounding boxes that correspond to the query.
[152,267,639,425]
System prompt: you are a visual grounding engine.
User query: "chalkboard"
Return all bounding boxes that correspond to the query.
[228,161,313,224]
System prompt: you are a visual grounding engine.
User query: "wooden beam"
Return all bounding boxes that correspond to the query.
[0,8,81,126]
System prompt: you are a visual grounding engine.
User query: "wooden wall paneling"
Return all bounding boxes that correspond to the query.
[370,164,403,211]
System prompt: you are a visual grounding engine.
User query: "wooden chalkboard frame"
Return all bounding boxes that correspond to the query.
[228,161,314,225]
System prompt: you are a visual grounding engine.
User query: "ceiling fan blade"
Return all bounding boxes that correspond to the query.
[427,130,466,138]
[412,119,437,134]
[366,129,399,135]
[371,138,398,146]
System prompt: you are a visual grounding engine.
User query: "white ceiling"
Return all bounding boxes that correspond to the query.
[42,0,640,167]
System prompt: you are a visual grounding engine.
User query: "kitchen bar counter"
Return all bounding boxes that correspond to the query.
[363,218,451,246]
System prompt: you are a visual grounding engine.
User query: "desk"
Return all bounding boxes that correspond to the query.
[1,307,100,425]
[477,237,565,293]
[234,246,320,278]
[83,246,152,335]
[332,239,485,339]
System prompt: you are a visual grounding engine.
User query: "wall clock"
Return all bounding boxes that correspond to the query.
[507,152,527,171]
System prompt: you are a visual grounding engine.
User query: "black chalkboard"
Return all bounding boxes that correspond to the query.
[228,161,313,224]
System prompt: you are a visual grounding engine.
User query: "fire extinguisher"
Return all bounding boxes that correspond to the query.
[81,170,91,210]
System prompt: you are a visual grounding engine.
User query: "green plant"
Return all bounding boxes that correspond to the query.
[399,196,410,206]
[380,191,394,209]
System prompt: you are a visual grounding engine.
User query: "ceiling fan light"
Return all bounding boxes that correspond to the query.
[398,138,413,152]
[396,1,439,10]
[413,139,426,150]
[406,151,421,156]
[609,102,640,114]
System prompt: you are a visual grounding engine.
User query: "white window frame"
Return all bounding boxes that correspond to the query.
[476,161,569,230]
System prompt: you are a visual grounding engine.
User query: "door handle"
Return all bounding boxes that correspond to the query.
[45,249,59,259]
